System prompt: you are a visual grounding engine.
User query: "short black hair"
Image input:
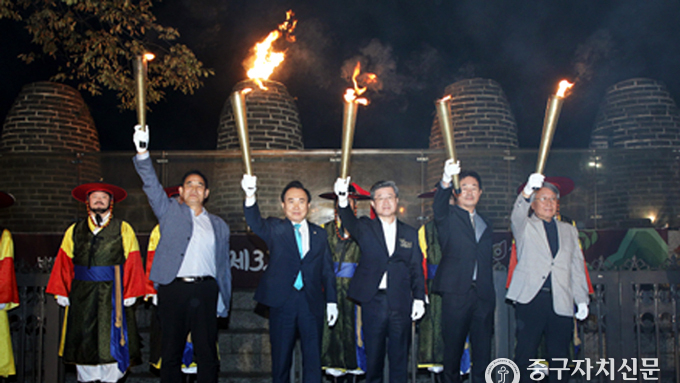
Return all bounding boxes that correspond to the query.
[370,180,399,199]
[280,180,311,203]
[459,170,483,190]
[181,170,209,189]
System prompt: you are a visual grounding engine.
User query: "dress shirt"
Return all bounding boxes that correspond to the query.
[378,217,397,289]
[541,218,559,290]
[470,210,478,281]
[293,219,310,257]
[176,208,216,278]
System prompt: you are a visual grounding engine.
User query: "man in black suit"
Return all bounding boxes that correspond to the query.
[242,175,338,383]
[433,159,495,383]
[334,178,425,383]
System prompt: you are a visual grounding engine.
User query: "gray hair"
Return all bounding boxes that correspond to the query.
[530,181,560,202]
[370,180,399,199]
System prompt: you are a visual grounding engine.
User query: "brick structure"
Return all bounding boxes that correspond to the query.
[590,78,680,149]
[587,78,680,228]
[217,79,303,150]
[427,78,521,228]
[213,79,305,228]
[0,82,102,232]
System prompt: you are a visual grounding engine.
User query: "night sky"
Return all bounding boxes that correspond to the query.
[1,1,679,151]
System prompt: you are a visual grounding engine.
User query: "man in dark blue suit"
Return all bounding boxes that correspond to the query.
[241,175,338,383]
[433,160,495,383]
[334,178,426,383]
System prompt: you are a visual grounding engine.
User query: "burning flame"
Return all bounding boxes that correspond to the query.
[344,62,376,105]
[246,10,297,90]
[556,80,574,98]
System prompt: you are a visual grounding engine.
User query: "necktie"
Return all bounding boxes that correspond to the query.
[293,223,304,290]
[470,213,478,281]
[95,214,103,227]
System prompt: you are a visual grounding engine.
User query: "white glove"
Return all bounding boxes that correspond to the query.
[145,294,158,306]
[56,295,70,307]
[575,302,589,320]
[241,174,257,197]
[0,303,6,310]
[334,177,351,208]
[326,303,338,326]
[442,159,461,184]
[411,299,425,321]
[124,297,137,307]
[133,124,149,153]
[523,173,545,196]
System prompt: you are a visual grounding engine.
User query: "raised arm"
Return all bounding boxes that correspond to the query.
[132,125,170,219]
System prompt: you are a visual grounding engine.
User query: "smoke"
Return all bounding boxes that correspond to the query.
[573,29,612,83]
[340,39,403,96]
[280,18,334,89]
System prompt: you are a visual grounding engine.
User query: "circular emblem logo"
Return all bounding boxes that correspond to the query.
[485,358,520,383]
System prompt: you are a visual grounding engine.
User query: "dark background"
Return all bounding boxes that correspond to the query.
[2,0,679,151]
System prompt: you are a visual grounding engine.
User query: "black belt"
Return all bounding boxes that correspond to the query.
[176,276,214,283]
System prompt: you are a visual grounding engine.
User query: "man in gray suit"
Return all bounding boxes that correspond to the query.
[133,125,232,383]
[506,173,589,383]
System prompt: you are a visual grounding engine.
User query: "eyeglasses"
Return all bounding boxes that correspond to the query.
[374,195,396,202]
[536,196,557,203]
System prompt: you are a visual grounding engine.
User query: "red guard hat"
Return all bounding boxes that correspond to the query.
[417,188,436,199]
[72,182,127,203]
[517,176,575,197]
[0,191,16,208]
[319,182,372,201]
[165,186,181,198]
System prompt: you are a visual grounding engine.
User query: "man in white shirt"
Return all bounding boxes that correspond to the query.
[335,178,426,383]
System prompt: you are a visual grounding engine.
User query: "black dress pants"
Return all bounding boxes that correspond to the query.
[362,291,411,383]
[441,286,495,383]
[514,290,573,383]
[158,277,219,383]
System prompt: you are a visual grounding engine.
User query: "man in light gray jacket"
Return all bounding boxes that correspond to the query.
[133,125,231,383]
[506,173,589,383]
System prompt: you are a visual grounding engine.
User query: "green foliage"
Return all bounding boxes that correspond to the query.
[0,0,214,110]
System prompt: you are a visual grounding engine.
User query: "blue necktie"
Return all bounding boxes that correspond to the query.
[293,223,304,290]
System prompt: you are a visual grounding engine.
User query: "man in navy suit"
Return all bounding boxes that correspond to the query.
[241,175,338,383]
[334,178,425,383]
[433,160,495,383]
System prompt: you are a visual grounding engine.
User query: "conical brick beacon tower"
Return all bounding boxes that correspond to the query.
[588,78,680,228]
[0,82,102,232]
[213,79,307,230]
[428,78,520,227]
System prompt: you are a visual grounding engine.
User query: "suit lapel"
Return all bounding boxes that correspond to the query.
[306,224,318,262]
[554,220,566,261]
[283,219,299,257]
[370,218,390,257]
[454,206,476,243]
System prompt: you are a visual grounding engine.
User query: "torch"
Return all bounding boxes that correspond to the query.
[230,88,254,175]
[339,62,373,179]
[339,90,362,179]
[435,95,460,191]
[535,80,573,174]
[133,53,154,134]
